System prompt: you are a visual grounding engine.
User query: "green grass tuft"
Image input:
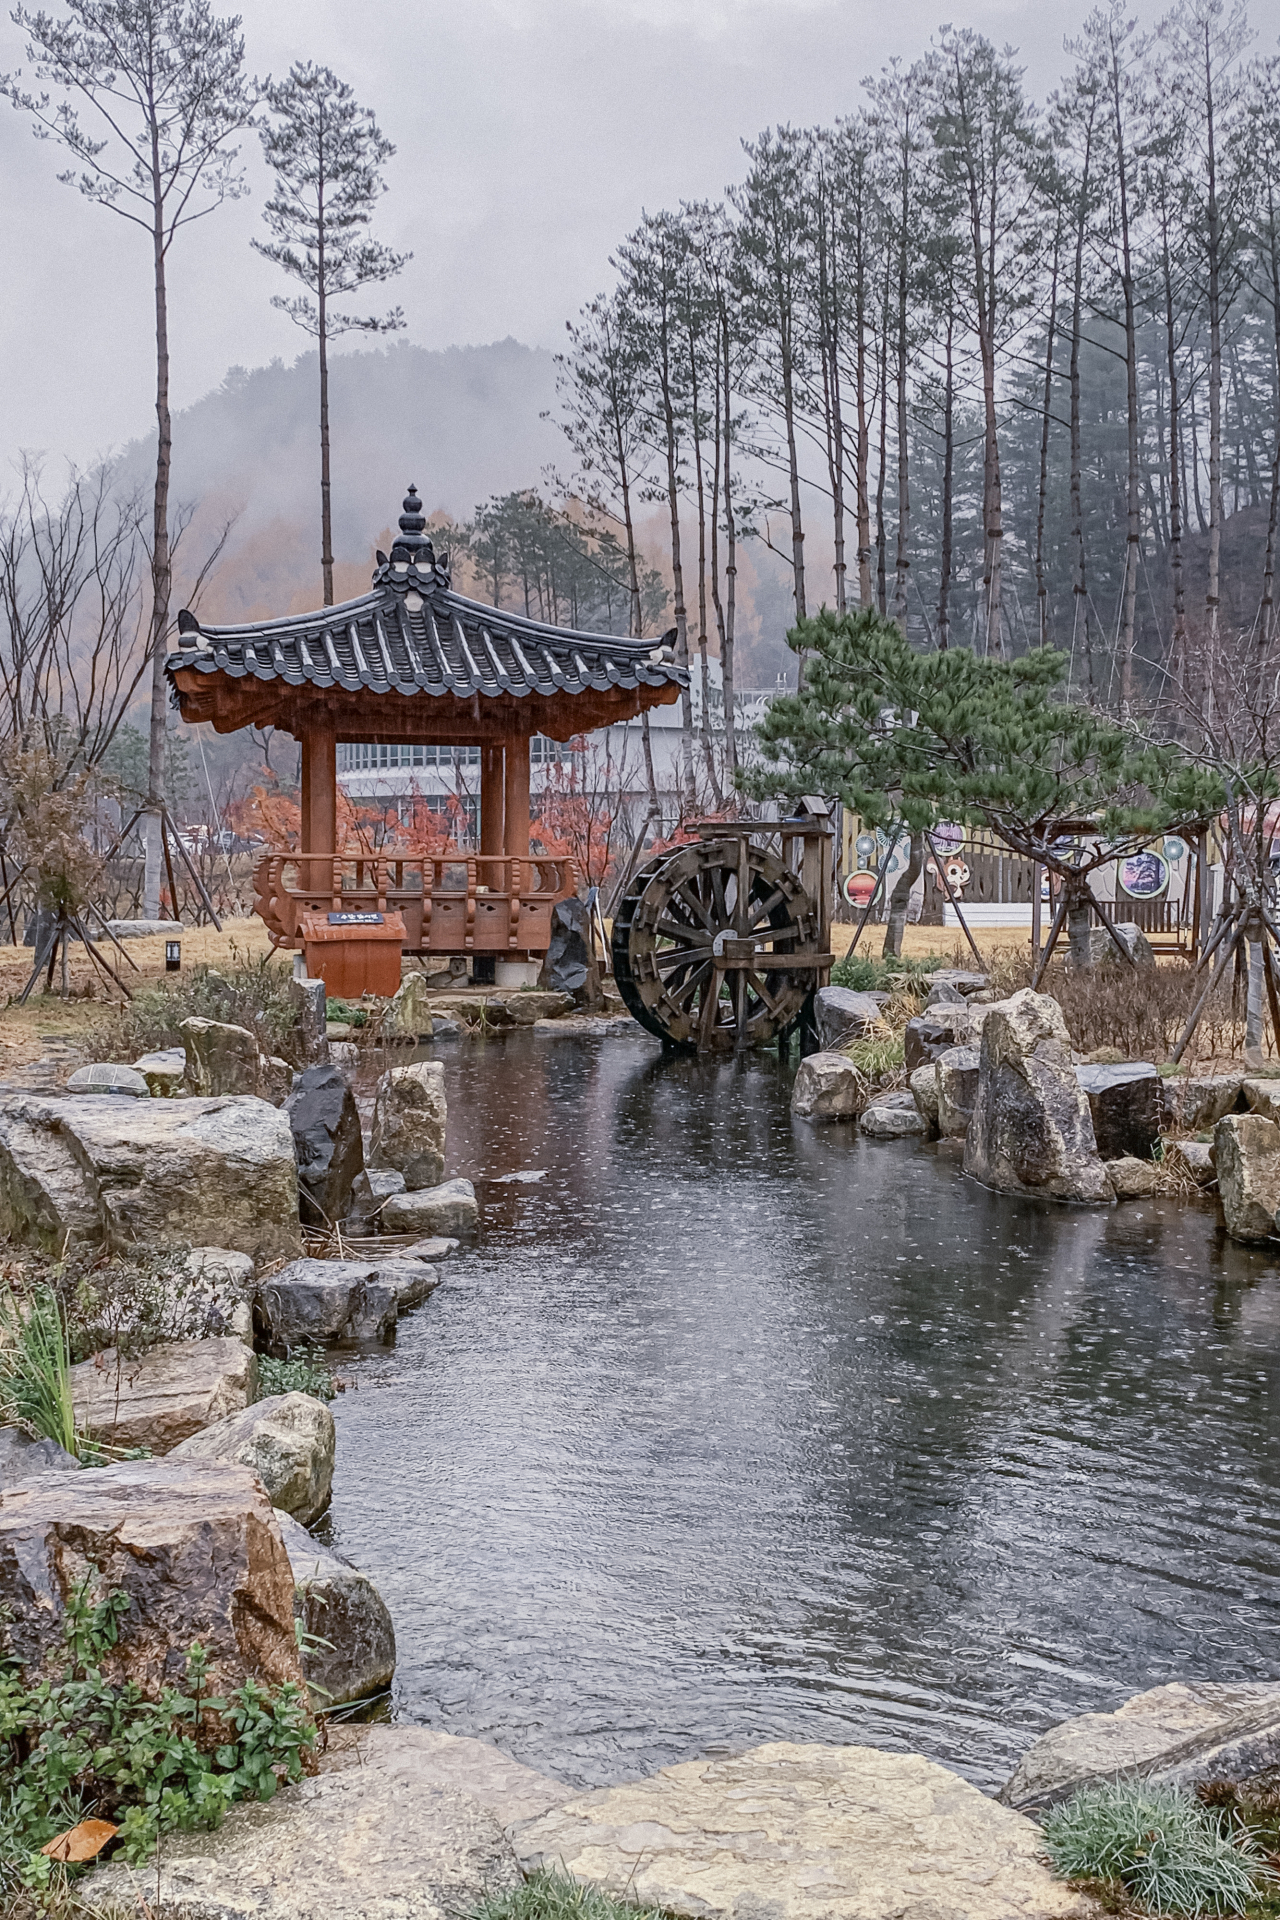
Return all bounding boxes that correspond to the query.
[1043,1781,1271,1915]
[257,1348,337,1402]
[465,1869,667,1920]
[0,1284,77,1455]
[829,951,944,994]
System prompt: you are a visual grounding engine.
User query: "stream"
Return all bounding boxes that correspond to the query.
[325,1027,1280,1793]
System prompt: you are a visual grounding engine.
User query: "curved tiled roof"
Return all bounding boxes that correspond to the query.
[168,486,684,707]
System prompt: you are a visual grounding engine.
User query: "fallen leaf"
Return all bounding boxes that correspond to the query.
[41,1818,118,1862]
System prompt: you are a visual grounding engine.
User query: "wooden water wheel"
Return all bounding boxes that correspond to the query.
[610,837,824,1052]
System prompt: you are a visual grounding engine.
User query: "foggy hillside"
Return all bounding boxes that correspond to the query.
[120,337,564,624]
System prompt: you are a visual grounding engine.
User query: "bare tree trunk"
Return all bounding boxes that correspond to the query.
[688,333,721,804]
[855,219,873,609]
[939,300,955,652]
[710,304,738,779]
[1205,21,1223,648]
[145,178,173,921]
[1159,189,1189,681]
[1067,882,1095,969]
[1035,229,1061,649]
[1260,184,1280,648]
[318,180,334,609]
[893,137,911,630]
[1068,117,1095,694]
[882,831,924,957]
[1110,44,1140,713]
[875,259,890,618]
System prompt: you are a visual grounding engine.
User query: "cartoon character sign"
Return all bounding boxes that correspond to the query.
[926,853,971,898]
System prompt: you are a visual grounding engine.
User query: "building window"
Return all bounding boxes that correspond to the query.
[338,743,480,771]
[530,734,584,767]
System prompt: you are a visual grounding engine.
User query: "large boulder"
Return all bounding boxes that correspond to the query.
[1243,1078,1280,1125]
[1072,922,1156,969]
[1163,1073,1245,1132]
[181,1017,290,1104]
[1075,1061,1165,1160]
[0,1424,80,1488]
[813,986,885,1049]
[791,1052,861,1121]
[71,1337,258,1455]
[504,990,576,1026]
[370,1061,447,1191]
[386,970,436,1041]
[909,1063,940,1130]
[512,1743,1096,1920]
[286,1063,364,1228]
[0,1091,302,1261]
[538,894,598,1002]
[182,1246,257,1344]
[81,1731,525,1920]
[370,1258,442,1312]
[289,974,328,1066]
[0,1458,302,1696]
[380,1178,478,1237]
[964,989,1113,1204]
[1108,1155,1159,1198]
[255,1258,398,1352]
[275,1508,395,1705]
[1215,1113,1280,1243]
[170,1392,335,1525]
[1000,1682,1280,1813]
[861,1102,929,1138]
[936,1044,981,1138]
[1167,1139,1217,1186]
[345,1166,405,1231]
[904,1011,965,1072]
[930,969,989,996]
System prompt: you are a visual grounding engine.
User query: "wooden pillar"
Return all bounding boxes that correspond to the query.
[504,728,530,858]
[302,714,337,856]
[481,745,505,857]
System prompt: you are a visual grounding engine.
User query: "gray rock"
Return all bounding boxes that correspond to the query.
[399,1236,460,1262]
[1243,1077,1280,1124]
[964,989,1113,1204]
[133,1046,188,1096]
[80,1729,521,1920]
[538,894,594,998]
[380,1178,478,1238]
[170,1392,335,1525]
[386,971,436,1041]
[181,1017,290,1104]
[0,1424,80,1487]
[909,1063,940,1129]
[1072,921,1157,970]
[1000,1681,1280,1813]
[1075,1061,1165,1160]
[346,1166,406,1231]
[813,985,886,1049]
[369,1258,442,1312]
[370,1060,447,1191]
[1166,1139,1217,1185]
[289,975,328,1066]
[924,980,966,1008]
[256,1258,398,1351]
[1163,1073,1245,1131]
[328,1040,360,1071]
[1108,1155,1160,1198]
[791,1052,861,1120]
[286,1063,364,1228]
[861,1103,930,1138]
[930,970,989,996]
[183,1246,257,1344]
[66,1062,149,1097]
[341,1726,570,1825]
[0,1090,302,1260]
[936,1045,981,1138]
[105,918,184,940]
[1215,1113,1280,1243]
[274,1509,395,1706]
[512,1742,1096,1920]
[0,1459,302,1698]
[71,1337,258,1455]
[904,1010,969,1072]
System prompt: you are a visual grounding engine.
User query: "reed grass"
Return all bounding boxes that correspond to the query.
[0,1282,77,1454]
[1043,1781,1270,1916]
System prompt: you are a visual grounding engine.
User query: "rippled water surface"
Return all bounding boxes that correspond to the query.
[327,1029,1280,1792]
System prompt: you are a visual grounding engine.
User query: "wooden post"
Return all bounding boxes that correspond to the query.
[481,745,505,858]
[302,714,337,888]
[504,728,530,858]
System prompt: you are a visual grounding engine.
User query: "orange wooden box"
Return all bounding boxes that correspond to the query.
[300,908,406,1000]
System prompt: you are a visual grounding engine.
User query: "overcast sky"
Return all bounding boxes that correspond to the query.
[0,0,1253,479]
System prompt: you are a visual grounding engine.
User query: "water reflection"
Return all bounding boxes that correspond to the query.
[327,1031,1280,1791]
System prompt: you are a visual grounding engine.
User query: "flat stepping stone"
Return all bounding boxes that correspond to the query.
[513,1741,1098,1920]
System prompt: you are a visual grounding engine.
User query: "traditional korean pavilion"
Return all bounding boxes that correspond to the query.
[166,485,685,992]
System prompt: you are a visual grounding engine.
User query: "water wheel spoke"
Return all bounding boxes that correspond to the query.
[698,968,723,1045]
[746,886,788,929]
[668,959,712,1010]
[710,867,730,928]
[654,917,711,948]
[674,879,716,933]
[745,969,784,1016]
[654,942,709,974]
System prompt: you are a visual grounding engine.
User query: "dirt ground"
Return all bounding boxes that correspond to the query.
[0,917,275,1075]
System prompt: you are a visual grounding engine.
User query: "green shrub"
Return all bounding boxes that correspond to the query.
[89,945,303,1067]
[829,951,943,993]
[257,1348,336,1402]
[0,1284,76,1455]
[466,1868,666,1920]
[0,1578,315,1900]
[1042,1780,1270,1915]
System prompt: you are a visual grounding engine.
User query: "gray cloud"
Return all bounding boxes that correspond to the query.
[0,0,1200,475]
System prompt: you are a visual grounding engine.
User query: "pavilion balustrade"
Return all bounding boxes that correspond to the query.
[253,850,578,955]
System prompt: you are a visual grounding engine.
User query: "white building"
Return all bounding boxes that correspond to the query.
[336,659,790,837]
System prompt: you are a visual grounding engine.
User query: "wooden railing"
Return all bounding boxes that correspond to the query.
[253,851,578,954]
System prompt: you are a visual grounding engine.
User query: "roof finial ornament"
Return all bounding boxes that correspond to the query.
[399,485,426,537]
[381,479,435,583]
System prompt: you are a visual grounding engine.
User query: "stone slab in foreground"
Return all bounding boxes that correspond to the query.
[1000,1680,1280,1812]
[82,1741,524,1920]
[0,1090,302,1259]
[71,1337,257,1455]
[513,1741,1098,1920]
